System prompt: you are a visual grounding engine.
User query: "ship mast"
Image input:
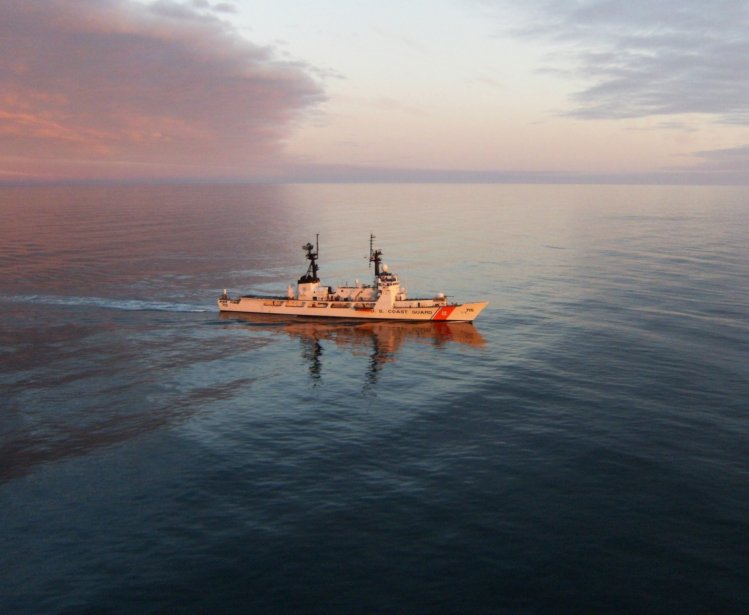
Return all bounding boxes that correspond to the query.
[300,233,320,282]
[369,233,383,277]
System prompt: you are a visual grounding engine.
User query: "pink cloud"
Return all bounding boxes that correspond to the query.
[0,0,324,181]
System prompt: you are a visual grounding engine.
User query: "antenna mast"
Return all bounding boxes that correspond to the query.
[369,233,382,277]
[300,233,320,282]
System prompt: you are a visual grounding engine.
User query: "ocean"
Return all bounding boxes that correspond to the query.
[1,183,747,613]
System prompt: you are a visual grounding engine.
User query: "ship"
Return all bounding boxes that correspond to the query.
[218,234,488,322]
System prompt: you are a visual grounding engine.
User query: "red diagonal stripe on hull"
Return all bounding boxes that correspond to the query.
[432,305,456,321]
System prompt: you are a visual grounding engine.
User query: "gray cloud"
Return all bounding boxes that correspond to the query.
[692,144,749,171]
[213,3,238,13]
[0,0,324,180]
[486,0,749,124]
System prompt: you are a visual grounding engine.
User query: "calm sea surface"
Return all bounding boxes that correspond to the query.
[1,183,747,613]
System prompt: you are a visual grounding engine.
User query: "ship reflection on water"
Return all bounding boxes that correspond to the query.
[219,313,485,385]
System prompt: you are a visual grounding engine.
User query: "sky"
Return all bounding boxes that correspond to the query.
[1,0,748,184]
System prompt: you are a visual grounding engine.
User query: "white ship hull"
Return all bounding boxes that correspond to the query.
[218,296,488,322]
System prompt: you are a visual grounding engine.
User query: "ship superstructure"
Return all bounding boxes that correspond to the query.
[218,234,488,322]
